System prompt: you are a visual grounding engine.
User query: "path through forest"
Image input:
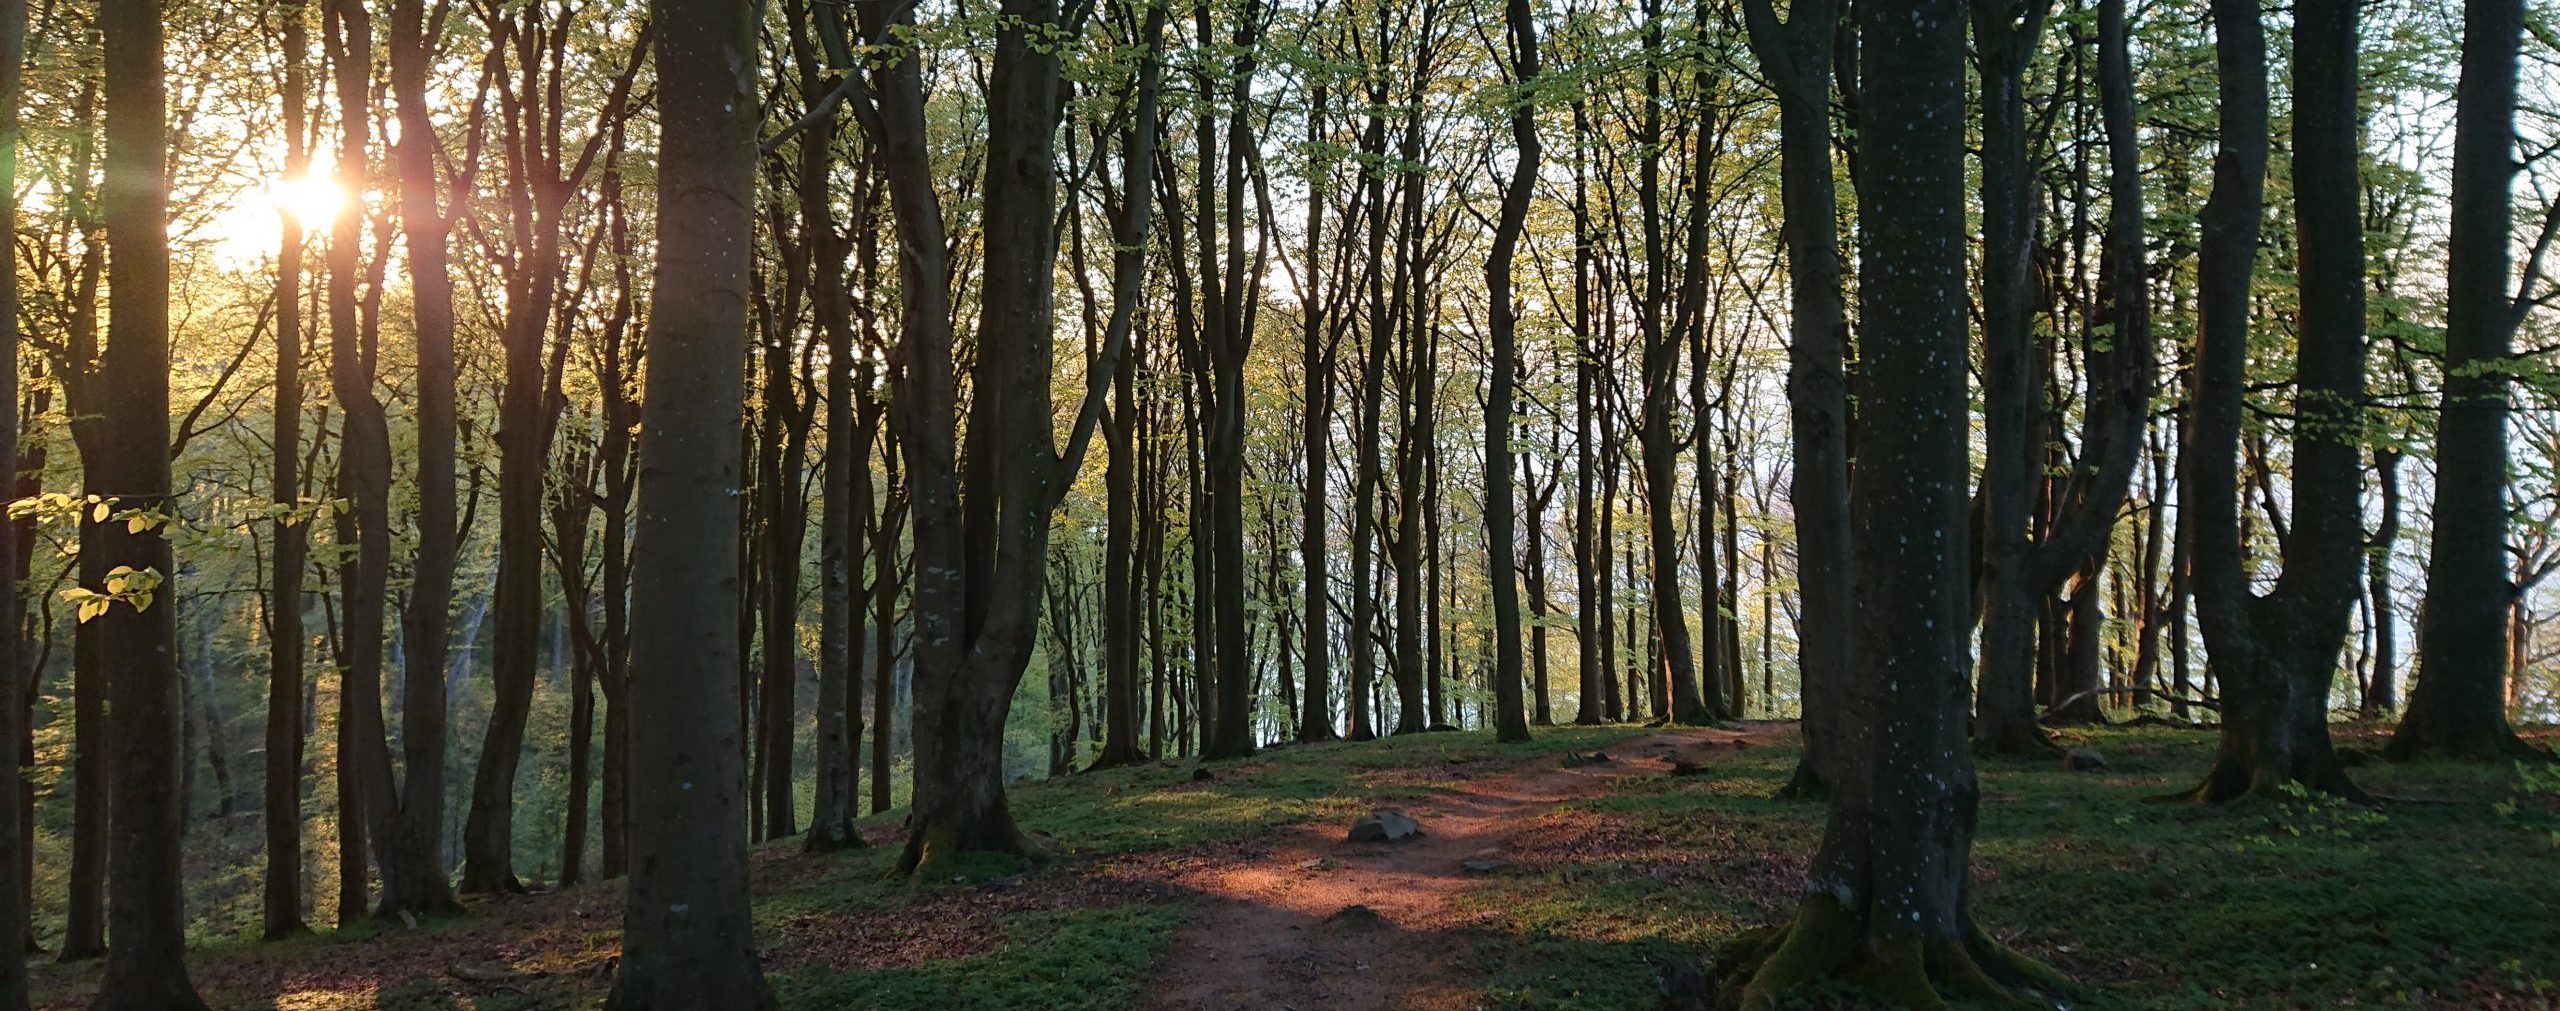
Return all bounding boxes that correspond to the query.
[1143,725,1776,1010]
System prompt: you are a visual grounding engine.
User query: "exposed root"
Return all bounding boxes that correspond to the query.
[1721,895,2068,1011]
[898,818,1050,884]
[2161,758,2377,807]
[1773,759,1828,801]
[1079,750,1149,774]
[1971,720,2065,759]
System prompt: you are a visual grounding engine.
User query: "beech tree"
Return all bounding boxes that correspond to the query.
[0,0,25,999]
[1482,0,1537,745]
[90,0,207,1000]
[2176,0,2370,802]
[603,0,769,1000]
[1726,0,2069,1002]
[2391,0,2546,763]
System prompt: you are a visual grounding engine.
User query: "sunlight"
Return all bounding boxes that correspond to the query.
[206,164,345,266]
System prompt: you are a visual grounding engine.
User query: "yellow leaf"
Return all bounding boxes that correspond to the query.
[91,502,108,523]
[76,599,106,624]
[127,515,149,534]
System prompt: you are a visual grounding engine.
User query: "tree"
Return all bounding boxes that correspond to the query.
[319,0,400,923]
[1725,0,2068,1003]
[0,0,26,996]
[1741,0,1846,797]
[259,0,314,941]
[1482,0,1537,745]
[89,0,208,1000]
[856,0,1136,875]
[603,0,772,999]
[381,0,464,918]
[1091,0,1167,769]
[2390,0,2547,763]
[2176,0,2370,801]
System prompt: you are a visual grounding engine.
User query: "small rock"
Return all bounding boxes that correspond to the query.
[1297,857,1336,872]
[1192,767,1217,782]
[1347,809,1424,842]
[1323,904,1388,931]
[1461,858,1507,874]
[1732,739,1750,750]
[1666,759,1710,777]
[2064,747,2108,772]
[1563,750,1615,767]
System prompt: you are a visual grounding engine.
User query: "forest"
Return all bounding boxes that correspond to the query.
[0,0,2557,1004]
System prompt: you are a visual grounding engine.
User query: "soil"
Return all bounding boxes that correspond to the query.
[1141,724,1779,1011]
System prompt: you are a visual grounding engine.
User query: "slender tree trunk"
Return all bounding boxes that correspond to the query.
[261,0,314,939]
[1296,82,1338,745]
[384,0,461,918]
[2363,449,2401,716]
[1969,0,2057,754]
[1744,0,1848,796]
[0,0,26,992]
[1484,0,1538,744]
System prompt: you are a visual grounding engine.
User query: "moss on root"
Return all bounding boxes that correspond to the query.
[899,821,1050,884]
[1721,895,2069,1011]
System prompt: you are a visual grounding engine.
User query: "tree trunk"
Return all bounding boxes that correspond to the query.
[0,0,27,992]
[603,0,772,999]
[1484,0,1538,744]
[1743,0,1848,797]
[383,0,462,919]
[2180,0,2371,801]
[1730,3,2065,1001]
[2362,449,2401,717]
[2391,0,2542,762]
[260,0,314,940]
[91,0,208,997]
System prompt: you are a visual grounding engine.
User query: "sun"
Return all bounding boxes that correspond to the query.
[206,164,347,266]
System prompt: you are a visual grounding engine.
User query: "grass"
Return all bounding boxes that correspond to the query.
[28,722,2560,1010]
[1454,725,2560,1010]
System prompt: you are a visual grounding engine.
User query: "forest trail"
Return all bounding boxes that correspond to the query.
[1142,724,1778,1011]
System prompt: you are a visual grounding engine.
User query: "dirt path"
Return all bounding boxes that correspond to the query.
[1143,724,1776,1011]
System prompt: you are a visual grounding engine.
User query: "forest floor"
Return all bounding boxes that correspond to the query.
[26,720,2560,1010]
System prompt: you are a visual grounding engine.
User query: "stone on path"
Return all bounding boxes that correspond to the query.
[1323,904,1388,931]
[2064,746,2108,772]
[1346,809,1423,842]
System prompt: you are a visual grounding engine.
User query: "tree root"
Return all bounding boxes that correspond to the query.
[1721,896,2068,1011]
[2158,758,2377,807]
[1971,720,2065,759]
[1772,759,1827,801]
[898,819,1051,883]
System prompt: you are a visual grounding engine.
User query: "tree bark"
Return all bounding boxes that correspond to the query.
[1729,2,2065,1001]
[1743,0,1848,797]
[603,0,771,999]
[383,0,463,918]
[91,0,208,998]
[2179,0,2371,801]
[2391,0,2544,762]
[0,0,26,993]
[1483,0,1538,744]
[261,0,314,940]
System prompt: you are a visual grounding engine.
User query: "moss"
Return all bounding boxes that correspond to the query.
[1731,894,1859,1008]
